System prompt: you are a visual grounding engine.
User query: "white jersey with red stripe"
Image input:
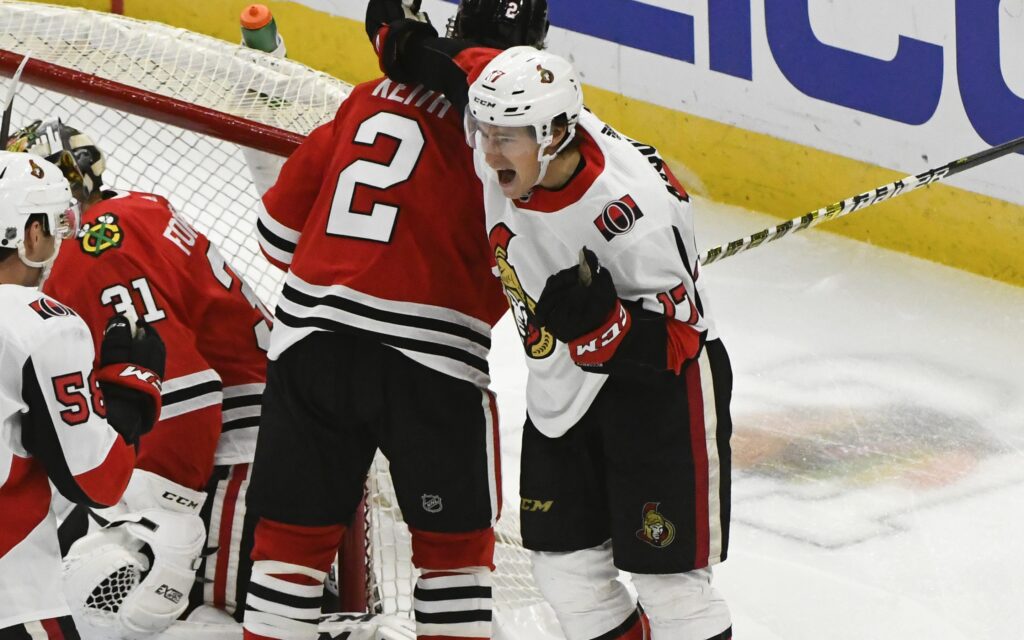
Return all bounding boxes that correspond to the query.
[0,284,134,629]
[480,110,718,437]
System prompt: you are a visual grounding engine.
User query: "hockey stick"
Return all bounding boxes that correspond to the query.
[699,134,1024,266]
[0,52,30,146]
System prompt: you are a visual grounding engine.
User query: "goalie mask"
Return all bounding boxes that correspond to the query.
[447,0,549,48]
[7,119,105,203]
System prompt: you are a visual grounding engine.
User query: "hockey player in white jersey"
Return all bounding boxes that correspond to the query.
[467,48,734,640]
[0,151,164,639]
[369,21,735,635]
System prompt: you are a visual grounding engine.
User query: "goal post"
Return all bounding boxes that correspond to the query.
[0,2,553,633]
[0,50,304,156]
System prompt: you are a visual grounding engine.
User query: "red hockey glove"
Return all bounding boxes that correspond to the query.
[96,314,165,445]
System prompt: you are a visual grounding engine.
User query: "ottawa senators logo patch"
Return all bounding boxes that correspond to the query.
[29,297,78,320]
[28,158,45,179]
[489,223,554,360]
[594,195,643,241]
[636,502,676,548]
[79,213,123,257]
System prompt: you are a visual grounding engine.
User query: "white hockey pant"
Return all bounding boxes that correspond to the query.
[532,541,731,640]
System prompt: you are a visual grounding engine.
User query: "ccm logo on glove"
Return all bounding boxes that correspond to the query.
[571,301,631,365]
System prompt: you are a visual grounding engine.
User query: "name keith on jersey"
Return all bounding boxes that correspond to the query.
[372,78,454,120]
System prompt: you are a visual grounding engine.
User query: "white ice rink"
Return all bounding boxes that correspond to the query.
[487,196,1024,640]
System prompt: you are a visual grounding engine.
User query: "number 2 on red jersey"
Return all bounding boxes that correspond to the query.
[327,112,425,243]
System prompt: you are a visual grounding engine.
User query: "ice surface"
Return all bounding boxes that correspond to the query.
[487,197,1024,640]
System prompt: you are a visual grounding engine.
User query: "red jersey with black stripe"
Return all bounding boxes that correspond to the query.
[256,78,507,387]
[44,191,270,490]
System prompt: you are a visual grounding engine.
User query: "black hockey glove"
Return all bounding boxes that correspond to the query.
[535,248,686,375]
[366,0,409,40]
[95,314,165,445]
[365,0,437,83]
[535,247,619,343]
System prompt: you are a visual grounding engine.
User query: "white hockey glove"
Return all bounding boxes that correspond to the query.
[64,470,207,638]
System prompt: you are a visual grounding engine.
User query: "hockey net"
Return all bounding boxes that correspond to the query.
[0,1,549,632]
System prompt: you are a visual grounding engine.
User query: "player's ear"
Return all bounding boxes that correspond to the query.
[24,218,46,248]
[545,121,568,155]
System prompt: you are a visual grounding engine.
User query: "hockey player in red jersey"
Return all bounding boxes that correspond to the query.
[243,2,547,639]
[369,11,735,639]
[0,151,163,639]
[9,119,271,629]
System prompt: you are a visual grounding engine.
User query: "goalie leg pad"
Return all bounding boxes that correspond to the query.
[531,541,638,640]
[631,568,731,640]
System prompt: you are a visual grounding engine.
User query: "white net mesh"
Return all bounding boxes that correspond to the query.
[367,455,543,616]
[0,1,545,625]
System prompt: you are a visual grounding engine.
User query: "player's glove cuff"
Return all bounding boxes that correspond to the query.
[96,363,163,444]
[567,300,631,367]
[577,304,706,377]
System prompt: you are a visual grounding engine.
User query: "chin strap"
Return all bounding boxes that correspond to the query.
[18,234,62,288]
[532,124,579,189]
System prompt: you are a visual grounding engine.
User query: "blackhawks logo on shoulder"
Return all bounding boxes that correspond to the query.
[635,502,676,548]
[80,213,123,257]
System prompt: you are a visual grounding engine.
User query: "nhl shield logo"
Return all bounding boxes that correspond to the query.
[422,494,443,514]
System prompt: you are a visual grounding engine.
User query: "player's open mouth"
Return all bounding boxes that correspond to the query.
[497,169,517,186]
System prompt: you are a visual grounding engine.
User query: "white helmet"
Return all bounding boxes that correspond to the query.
[0,150,79,274]
[466,46,583,165]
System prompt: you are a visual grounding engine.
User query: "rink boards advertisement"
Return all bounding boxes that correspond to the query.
[35,0,1024,286]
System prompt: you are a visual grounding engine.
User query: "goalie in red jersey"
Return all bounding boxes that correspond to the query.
[9,119,272,632]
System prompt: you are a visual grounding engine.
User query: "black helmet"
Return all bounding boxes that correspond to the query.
[6,119,105,202]
[447,0,549,49]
